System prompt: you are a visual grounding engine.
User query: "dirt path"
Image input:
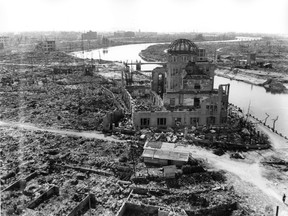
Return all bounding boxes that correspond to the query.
[189,125,288,215]
[0,120,124,142]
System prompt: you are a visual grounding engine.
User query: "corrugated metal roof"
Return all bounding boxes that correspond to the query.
[142,149,189,162]
[145,141,162,149]
[144,141,193,153]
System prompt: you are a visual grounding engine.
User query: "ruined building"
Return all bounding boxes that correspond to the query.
[0,36,9,50]
[133,39,230,128]
[36,40,56,52]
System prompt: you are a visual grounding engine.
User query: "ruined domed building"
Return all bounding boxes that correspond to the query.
[133,39,230,128]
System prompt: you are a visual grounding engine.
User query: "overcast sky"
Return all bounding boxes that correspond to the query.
[0,0,287,34]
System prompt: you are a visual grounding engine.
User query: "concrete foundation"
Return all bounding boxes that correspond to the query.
[2,171,37,192]
[27,186,59,209]
[67,194,96,216]
[60,164,113,176]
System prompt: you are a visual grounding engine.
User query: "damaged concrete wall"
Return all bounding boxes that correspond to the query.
[133,109,221,128]
[27,186,59,209]
[134,84,230,129]
[185,202,237,216]
[133,84,230,128]
[120,87,133,113]
[150,90,164,107]
[163,91,219,107]
[126,85,150,98]
[116,202,159,216]
[101,86,123,111]
[103,109,124,131]
[183,78,213,91]
[67,194,96,216]
[101,85,126,131]
[152,67,166,96]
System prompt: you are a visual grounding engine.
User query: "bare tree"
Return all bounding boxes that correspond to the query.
[272,116,279,132]
[264,113,270,125]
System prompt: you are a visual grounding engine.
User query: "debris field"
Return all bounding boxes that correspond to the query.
[0,48,277,216]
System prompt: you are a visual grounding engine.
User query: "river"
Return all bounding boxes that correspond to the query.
[214,77,288,137]
[72,43,163,71]
[72,40,288,138]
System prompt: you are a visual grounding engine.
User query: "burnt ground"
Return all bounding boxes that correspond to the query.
[0,48,283,216]
[0,126,246,216]
[0,66,123,131]
[0,127,131,215]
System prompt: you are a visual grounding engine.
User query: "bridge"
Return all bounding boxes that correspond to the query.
[127,61,166,66]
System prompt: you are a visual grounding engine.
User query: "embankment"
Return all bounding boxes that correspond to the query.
[215,67,288,94]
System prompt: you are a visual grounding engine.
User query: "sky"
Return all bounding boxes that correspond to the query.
[0,0,287,34]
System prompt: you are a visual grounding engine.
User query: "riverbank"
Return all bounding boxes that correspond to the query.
[215,67,288,93]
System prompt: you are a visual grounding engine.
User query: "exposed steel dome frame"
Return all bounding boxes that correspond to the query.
[168,38,198,54]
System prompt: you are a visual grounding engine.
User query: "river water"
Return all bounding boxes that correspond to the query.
[72,40,288,137]
[214,77,288,137]
[73,43,163,71]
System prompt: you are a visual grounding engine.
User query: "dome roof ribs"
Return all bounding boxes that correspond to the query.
[168,39,198,54]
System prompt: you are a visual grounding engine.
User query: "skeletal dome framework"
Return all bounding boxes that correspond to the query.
[167,39,198,54]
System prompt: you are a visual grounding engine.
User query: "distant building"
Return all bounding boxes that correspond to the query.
[43,40,56,52]
[136,31,157,37]
[114,31,135,38]
[0,36,9,49]
[124,31,135,37]
[82,31,97,40]
[0,36,9,45]
[133,39,230,128]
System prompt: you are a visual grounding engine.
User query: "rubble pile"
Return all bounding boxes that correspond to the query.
[133,109,271,154]
[129,158,242,215]
[0,127,134,215]
[0,69,124,131]
[261,155,288,180]
[133,98,162,112]
[0,50,83,65]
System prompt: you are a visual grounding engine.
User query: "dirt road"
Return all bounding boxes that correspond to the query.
[0,120,124,142]
[189,123,288,215]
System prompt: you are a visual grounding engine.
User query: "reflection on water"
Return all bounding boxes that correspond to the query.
[72,43,164,71]
[214,76,288,137]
